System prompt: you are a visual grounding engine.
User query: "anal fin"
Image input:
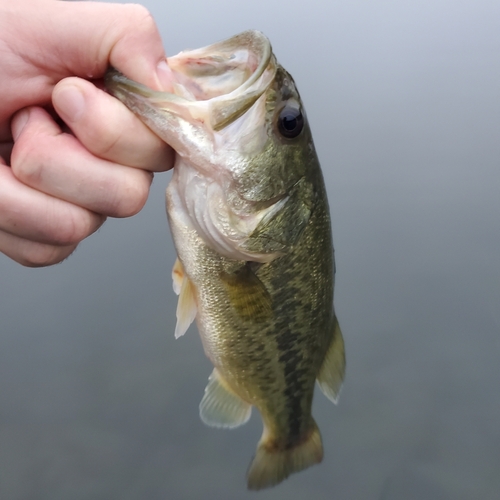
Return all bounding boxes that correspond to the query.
[199,369,252,428]
[317,317,346,404]
[172,258,197,339]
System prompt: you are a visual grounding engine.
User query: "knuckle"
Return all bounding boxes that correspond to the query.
[48,221,80,246]
[107,172,151,217]
[11,139,45,186]
[100,138,127,165]
[83,124,122,160]
[45,206,103,246]
[126,5,156,33]
[19,243,75,268]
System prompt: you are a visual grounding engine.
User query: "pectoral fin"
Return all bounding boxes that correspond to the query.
[172,257,184,295]
[199,369,252,428]
[317,317,346,404]
[220,263,272,322]
[172,258,197,339]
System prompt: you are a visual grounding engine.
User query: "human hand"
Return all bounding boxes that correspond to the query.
[0,0,174,267]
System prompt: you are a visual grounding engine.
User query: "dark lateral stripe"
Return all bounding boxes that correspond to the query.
[276,329,307,445]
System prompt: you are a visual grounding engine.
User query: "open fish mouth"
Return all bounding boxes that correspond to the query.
[105,30,277,132]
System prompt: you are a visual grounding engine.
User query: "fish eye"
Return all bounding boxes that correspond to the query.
[278,105,304,139]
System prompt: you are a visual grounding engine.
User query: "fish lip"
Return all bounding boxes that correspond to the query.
[167,30,273,97]
[104,69,153,98]
[105,30,276,132]
[104,69,181,105]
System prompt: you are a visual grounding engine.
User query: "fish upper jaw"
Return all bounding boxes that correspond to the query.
[105,30,277,149]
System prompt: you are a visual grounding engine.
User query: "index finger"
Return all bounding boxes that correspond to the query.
[52,77,174,172]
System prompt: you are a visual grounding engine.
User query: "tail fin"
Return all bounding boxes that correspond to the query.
[246,420,323,490]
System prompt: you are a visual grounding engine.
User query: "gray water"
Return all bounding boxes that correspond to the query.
[1,1,500,499]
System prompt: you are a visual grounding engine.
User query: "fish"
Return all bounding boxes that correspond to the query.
[105,30,345,490]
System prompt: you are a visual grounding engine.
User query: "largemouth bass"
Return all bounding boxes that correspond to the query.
[105,30,345,490]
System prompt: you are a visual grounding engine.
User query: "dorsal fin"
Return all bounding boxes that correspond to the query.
[316,317,345,404]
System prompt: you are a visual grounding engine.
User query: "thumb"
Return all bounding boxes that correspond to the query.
[8,1,169,90]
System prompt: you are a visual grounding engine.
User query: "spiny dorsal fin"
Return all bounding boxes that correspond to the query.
[199,369,252,428]
[220,263,272,322]
[316,317,346,404]
[172,258,197,338]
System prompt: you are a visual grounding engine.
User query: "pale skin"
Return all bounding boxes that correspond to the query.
[0,0,175,267]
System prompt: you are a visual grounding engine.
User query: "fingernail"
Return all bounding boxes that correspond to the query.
[54,85,85,123]
[12,108,30,141]
[156,60,174,92]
